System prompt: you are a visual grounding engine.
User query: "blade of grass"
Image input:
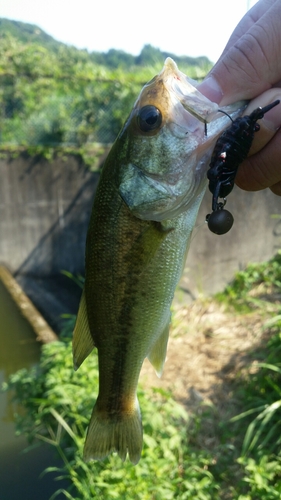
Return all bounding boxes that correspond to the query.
[49,408,77,442]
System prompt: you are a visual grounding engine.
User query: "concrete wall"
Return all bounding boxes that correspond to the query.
[1,153,281,302]
[0,154,99,277]
[183,184,281,297]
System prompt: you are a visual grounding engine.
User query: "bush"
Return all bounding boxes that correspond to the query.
[5,339,219,499]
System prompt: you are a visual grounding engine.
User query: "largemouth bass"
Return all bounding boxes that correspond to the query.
[73,58,245,464]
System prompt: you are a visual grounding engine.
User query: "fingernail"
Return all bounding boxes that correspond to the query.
[262,100,281,131]
[197,76,224,104]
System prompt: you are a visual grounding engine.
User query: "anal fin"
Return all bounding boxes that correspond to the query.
[72,289,95,370]
[147,321,170,378]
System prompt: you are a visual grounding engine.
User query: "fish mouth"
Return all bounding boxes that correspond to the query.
[162,58,220,127]
[162,58,247,134]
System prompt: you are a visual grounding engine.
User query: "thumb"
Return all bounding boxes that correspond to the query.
[198,0,281,105]
[235,89,281,193]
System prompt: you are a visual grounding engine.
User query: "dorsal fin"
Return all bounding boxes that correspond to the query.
[72,289,95,370]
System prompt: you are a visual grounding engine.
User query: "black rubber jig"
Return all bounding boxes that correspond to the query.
[206,99,280,235]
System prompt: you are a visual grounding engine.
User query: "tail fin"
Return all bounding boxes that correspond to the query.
[83,399,143,465]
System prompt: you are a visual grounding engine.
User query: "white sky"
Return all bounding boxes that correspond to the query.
[1,0,258,63]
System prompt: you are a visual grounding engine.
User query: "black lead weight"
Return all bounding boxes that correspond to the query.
[206,209,234,235]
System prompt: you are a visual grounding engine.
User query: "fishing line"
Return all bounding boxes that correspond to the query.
[190,218,208,244]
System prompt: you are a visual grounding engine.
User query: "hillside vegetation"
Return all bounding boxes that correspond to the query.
[0,19,212,149]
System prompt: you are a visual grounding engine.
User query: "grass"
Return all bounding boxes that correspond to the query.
[4,339,220,500]
[3,251,281,498]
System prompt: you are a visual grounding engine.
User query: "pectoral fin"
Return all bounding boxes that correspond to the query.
[147,321,170,378]
[72,289,95,370]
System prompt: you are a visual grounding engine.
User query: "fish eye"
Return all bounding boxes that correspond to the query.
[137,105,162,132]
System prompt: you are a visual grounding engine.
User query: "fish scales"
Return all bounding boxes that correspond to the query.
[72,58,246,464]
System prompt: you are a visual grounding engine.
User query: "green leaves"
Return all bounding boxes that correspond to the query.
[5,340,219,499]
[0,34,211,150]
[237,456,281,499]
[216,250,281,311]
[231,356,281,457]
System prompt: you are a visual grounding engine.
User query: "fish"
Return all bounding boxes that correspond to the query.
[72,57,245,465]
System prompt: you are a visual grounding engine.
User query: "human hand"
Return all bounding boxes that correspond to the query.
[198,0,281,195]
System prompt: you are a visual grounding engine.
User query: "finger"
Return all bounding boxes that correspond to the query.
[243,89,281,155]
[198,0,281,104]
[235,89,281,192]
[270,180,281,196]
[217,0,278,60]
[235,128,281,192]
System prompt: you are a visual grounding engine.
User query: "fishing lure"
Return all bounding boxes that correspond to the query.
[206,99,280,235]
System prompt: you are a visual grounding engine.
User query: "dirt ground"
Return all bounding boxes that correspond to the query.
[140,294,275,436]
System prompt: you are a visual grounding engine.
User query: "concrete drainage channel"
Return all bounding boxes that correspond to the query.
[0,265,58,344]
[0,266,69,500]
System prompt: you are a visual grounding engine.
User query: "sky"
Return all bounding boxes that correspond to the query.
[1,0,258,63]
